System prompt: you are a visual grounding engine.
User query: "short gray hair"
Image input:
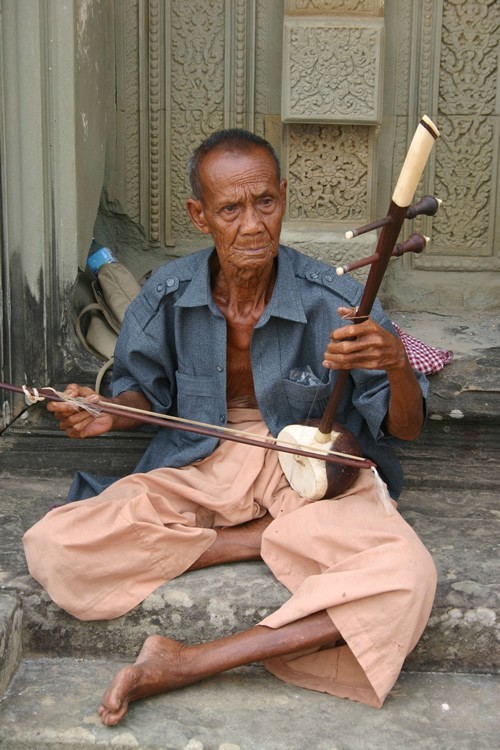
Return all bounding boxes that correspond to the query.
[188,129,281,200]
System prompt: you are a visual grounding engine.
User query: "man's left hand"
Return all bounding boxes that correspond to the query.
[322,307,406,372]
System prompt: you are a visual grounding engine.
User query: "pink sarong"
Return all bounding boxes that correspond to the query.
[23,408,436,708]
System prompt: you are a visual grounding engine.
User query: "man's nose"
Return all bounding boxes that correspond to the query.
[240,204,263,232]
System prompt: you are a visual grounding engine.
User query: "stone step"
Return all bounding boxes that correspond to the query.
[0,594,22,696]
[0,474,498,675]
[398,418,499,491]
[1,397,499,488]
[0,656,499,749]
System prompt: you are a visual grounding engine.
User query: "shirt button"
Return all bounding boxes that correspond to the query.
[156,283,164,292]
[166,278,175,287]
[325,274,332,282]
[216,364,224,372]
[219,414,225,424]
[310,272,319,279]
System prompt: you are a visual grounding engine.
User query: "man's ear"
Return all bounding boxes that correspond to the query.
[186,197,211,234]
[279,178,287,206]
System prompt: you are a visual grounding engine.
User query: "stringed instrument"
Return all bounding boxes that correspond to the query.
[277,115,440,501]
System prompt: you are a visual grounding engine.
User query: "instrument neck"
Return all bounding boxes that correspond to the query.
[317,200,407,437]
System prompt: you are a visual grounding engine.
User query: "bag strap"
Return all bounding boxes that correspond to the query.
[75,303,116,359]
[95,356,115,395]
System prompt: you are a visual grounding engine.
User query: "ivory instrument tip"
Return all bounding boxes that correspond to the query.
[345,230,354,240]
[336,266,345,276]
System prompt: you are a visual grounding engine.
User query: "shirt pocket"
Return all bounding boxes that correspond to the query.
[281,378,331,423]
[175,371,217,424]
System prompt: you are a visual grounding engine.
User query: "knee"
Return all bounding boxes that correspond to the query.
[400,533,438,603]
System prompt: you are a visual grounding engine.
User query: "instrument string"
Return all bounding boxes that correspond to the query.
[19,384,370,466]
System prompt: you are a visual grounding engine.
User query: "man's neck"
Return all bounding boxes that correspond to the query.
[210,255,276,319]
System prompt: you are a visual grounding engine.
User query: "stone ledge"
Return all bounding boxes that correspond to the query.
[388,311,500,420]
[0,593,23,695]
[1,659,499,749]
[0,478,498,675]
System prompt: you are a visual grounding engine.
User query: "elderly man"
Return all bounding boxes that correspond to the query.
[23,129,436,726]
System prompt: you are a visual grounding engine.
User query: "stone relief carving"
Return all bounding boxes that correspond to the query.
[434,116,496,257]
[282,18,384,123]
[148,0,162,243]
[254,0,269,120]
[285,0,382,15]
[231,0,251,130]
[286,124,370,222]
[121,0,141,227]
[415,0,499,270]
[169,0,226,238]
[391,2,412,119]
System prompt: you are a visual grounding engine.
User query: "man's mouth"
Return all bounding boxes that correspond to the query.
[237,243,271,254]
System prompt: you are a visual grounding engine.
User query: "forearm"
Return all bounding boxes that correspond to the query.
[101,390,153,431]
[385,357,425,440]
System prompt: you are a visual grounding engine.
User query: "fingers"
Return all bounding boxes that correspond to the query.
[323,335,380,370]
[46,384,96,414]
[46,384,109,438]
[324,314,404,371]
[338,305,359,320]
[329,313,373,346]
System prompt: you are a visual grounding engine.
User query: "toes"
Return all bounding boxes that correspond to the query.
[98,702,128,727]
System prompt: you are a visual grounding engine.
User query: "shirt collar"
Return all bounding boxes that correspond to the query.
[174,247,215,309]
[256,246,307,326]
[176,245,307,325]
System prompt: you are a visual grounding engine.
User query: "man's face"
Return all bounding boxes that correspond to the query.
[187,145,287,277]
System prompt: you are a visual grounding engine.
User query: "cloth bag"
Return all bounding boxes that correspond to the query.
[75,262,142,393]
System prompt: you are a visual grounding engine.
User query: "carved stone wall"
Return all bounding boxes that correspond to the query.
[106,0,499,310]
[280,0,384,273]
[419,0,499,270]
[111,0,278,249]
[282,16,384,124]
[286,124,371,223]
[381,0,499,310]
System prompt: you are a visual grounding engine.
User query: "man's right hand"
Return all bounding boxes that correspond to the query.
[47,384,114,439]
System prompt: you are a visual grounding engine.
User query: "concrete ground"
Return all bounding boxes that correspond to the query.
[0,311,499,749]
[1,658,499,749]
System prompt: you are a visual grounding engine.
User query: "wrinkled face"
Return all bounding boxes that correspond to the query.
[187,145,287,277]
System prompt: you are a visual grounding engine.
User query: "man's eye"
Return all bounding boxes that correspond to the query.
[222,204,236,213]
[260,197,274,208]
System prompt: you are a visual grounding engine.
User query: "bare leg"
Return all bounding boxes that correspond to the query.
[98,610,340,726]
[188,512,273,570]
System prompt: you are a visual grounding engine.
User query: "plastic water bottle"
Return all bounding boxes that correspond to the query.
[86,239,118,277]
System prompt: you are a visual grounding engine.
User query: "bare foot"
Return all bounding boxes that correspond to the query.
[98,634,194,726]
[98,610,340,726]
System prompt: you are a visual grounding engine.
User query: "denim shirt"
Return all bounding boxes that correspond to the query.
[70,245,428,501]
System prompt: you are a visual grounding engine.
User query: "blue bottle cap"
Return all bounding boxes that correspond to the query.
[87,246,116,275]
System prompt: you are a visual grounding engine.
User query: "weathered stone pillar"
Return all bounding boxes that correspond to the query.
[0,0,111,422]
